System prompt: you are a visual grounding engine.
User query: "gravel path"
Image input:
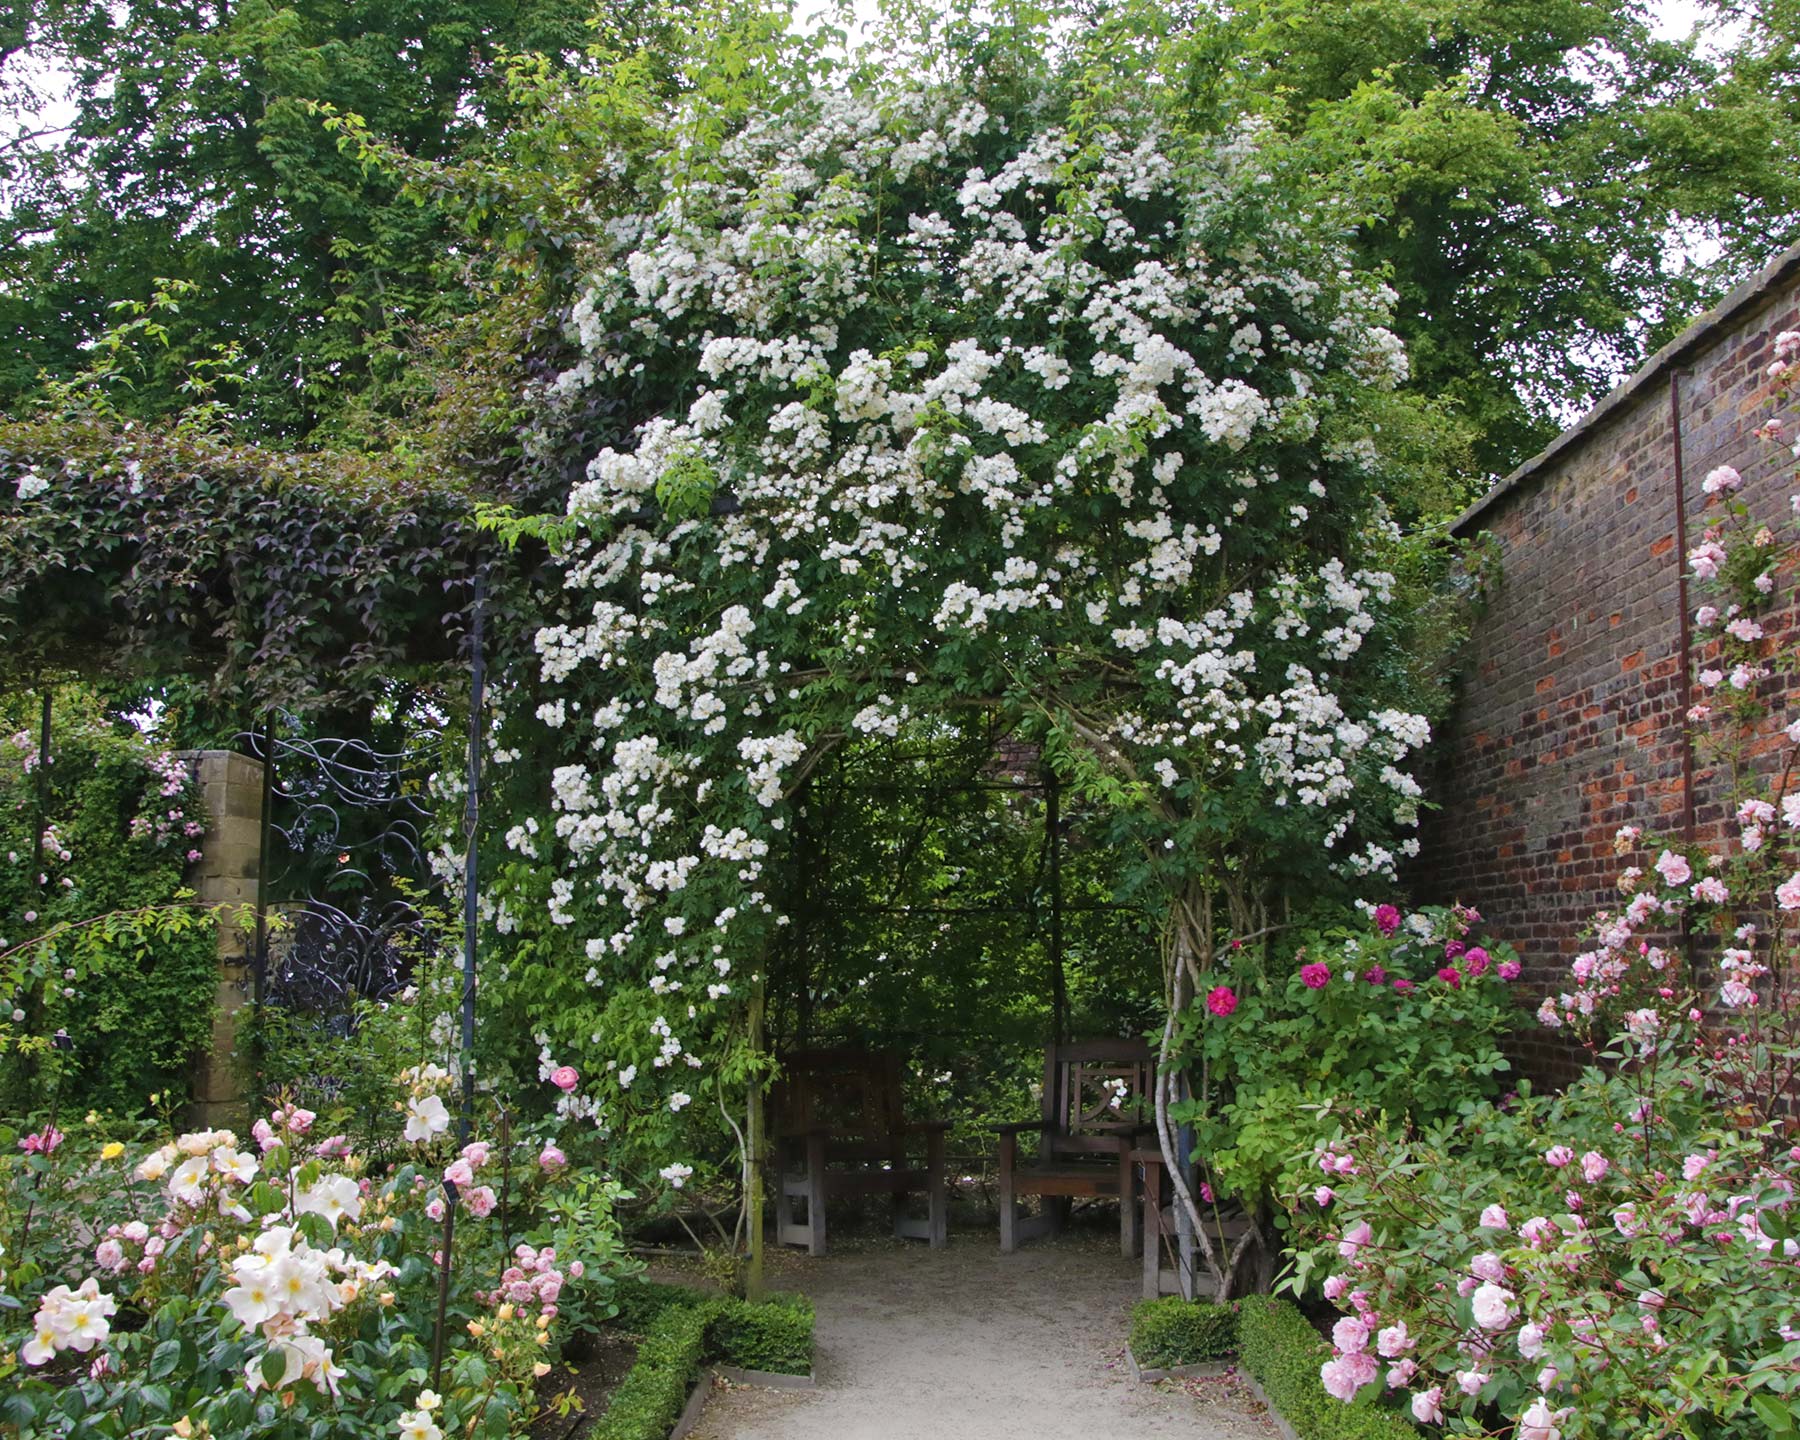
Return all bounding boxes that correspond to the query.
[687,1230,1277,1440]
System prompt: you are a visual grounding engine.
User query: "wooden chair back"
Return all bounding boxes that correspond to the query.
[1040,1039,1155,1158]
[773,1047,908,1160]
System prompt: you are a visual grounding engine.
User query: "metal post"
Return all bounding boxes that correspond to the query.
[1045,768,1067,1045]
[29,690,50,880]
[460,572,485,1140]
[251,712,276,1117]
[1670,372,1696,846]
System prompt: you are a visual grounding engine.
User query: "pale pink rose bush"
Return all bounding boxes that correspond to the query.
[1,1070,630,1439]
[1295,340,1800,1438]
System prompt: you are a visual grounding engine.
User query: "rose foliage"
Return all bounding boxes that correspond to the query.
[1292,337,1800,1438]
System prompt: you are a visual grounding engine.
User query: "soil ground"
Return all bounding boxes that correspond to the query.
[686,1219,1280,1440]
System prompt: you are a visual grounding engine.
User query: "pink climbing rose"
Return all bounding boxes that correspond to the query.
[1373,904,1402,935]
[1206,985,1238,1016]
[1300,962,1331,990]
[549,1065,579,1092]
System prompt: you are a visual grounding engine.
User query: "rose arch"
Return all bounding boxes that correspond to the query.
[479,43,1454,1299]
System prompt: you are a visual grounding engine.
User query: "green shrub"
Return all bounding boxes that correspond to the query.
[1236,1295,1418,1440]
[708,1291,814,1375]
[593,1302,710,1440]
[594,1283,816,1439]
[1128,1296,1238,1368]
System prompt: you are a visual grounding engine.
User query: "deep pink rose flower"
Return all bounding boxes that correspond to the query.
[1437,966,1462,988]
[1300,962,1331,989]
[1373,904,1402,935]
[1444,939,1466,960]
[1391,977,1415,994]
[1363,965,1387,986]
[550,1065,579,1092]
[1206,985,1238,1016]
[1464,947,1490,975]
[1498,960,1521,981]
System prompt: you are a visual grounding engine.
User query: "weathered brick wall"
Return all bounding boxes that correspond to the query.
[1413,245,1800,1082]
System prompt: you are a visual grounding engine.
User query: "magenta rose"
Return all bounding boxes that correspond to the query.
[1206,985,1238,1016]
[1436,965,1463,988]
[1362,964,1387,986]
[1300,962,1331,990]
[550,1065,579,1092]
[1373,903,1402,935]
[1498,960,1521,981]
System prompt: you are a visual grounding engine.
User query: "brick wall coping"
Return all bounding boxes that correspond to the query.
[1452,238,1800,537]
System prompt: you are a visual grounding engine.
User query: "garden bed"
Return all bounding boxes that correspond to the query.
[590,1277,816,1440]
[1127,1296,1419,1440]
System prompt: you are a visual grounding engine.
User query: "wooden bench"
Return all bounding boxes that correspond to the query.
[1135,1146,1250,1299]
[991,1039,1154,1255]
[771,1046,950,1257]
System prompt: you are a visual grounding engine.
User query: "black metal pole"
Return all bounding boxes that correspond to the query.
[1046,768,1067,1045]
[29,690,50,880]
[460,573,485,1142]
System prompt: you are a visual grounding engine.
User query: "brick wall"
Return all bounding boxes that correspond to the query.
[1412,244,1800,1083]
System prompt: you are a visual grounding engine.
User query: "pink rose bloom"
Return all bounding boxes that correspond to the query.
[1300,962,1331,990]
[315,1135,351,1159]
[1470,1251,1505,1284]
[1518,1396,1564,1440]
[1478,1203,1509,1231]
[1544,1145,1574,1168]
[1391,977,1415,994]
[1411,1386,1445,1424]
[536,1275,563,1303]
[568,1260,585,1280]
[1206,985,1238,1017]
[1338,1220,1372,1261]
[426,1196,446,1222]
[1682,1151,1713,1180]
[1653,850,1691,887]
[1362,964,1387,985]
[1465,948,1490,976]
[1373,904,1401,936]
[95,1239,125,1272]
[1580,1151,1608,1184]
[1376,1322,1413,1358]
[1498,960,1521,981]
[1332,1316,1371,1354]
[464,1185,497,1218]
[1315,1185,1335,1206]
[1470,1282,1516,1330]
[1518,1322,1546,1359]
[1612,1204,1641,1237]
[252,1118,279,1154]
[1456,1370,1489,1396]
[1520,1217,1557,1247]
[462,1141,491,1169]
[550,1065,580,1092]
[444,1158,475,1187]
[1199,1182,1215,1203]
[286,1107,315,1135]
[1437,966,1462,988]
[1386,1359,1417,1388]
[1320,1352,1378,1403]
[1444,939,1466,960]
[1323,1273,1351,1301]
[539,1143,568,1171]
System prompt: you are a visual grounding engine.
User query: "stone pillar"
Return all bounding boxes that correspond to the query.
[179,750,265,1127]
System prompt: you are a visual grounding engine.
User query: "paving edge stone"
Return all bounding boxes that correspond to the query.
[1124,1345,1234,1384]
[1239,1370,1302,1440]
[669,1365,820,1439]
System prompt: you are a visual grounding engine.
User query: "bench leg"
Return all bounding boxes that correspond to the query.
[805,1132,827,1257]
[1119,1147,1139,1258]
[998,1132,1018,1253]
[927,1127,947,1249]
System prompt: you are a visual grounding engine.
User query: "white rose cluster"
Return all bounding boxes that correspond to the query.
[492,58,1437,1142]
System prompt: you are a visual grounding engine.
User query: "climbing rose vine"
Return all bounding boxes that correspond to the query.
[1298,335,1800,1437]
[482,32,1448,1222]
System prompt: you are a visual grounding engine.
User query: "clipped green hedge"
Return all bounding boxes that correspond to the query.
[593,1301,710,1440]
[1236,1295,1419,1440]
[595,1279,817,1440]
[1129,1296,1239,1368]
[707,1291,814,1375]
